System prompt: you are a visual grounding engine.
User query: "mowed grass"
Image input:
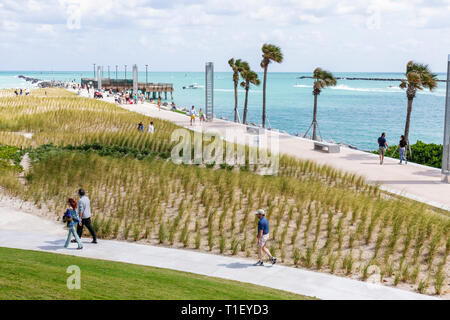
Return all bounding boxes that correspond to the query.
[0,247,312,300]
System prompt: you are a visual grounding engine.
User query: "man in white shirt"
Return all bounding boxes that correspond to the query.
[76,189,97,244]
[148,121,155,134]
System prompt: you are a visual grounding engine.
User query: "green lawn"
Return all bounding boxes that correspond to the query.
[0,247,313,300]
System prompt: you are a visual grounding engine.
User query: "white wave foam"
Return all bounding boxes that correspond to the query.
[293,84,312,88]
[328,84,445,96]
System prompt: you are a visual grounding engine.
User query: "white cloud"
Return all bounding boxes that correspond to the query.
[0,0,449,71]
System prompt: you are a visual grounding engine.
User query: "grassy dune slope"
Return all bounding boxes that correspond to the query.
[0,89,448,296]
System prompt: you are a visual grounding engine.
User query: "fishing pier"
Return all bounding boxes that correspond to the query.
[81,64,174,100]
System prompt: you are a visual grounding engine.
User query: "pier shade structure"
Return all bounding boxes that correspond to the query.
[81,64,174,100]
[443,54,450,183]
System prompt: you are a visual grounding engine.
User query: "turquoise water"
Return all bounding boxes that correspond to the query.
[0,71,447,150]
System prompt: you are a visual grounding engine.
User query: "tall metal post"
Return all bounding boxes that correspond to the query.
[93,63,96,78]
[97,66,102,90]
[108,65,110,79]
[115,65,118,80]
[125,65,127,80]
[442,54,450,183]
[145,64,148,86]
[205,62,214,121]
[133,64,138,96]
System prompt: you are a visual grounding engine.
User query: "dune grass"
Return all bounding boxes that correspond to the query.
[0,89,448,296]
[0,247,311,300]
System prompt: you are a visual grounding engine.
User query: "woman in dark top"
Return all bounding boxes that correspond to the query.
[399,135,408,165]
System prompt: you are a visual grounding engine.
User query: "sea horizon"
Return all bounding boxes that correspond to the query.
[1,70,447,151]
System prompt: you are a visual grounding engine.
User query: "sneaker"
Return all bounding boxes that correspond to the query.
[255,261,264,266]
[71,239,77,243]
[91,240,98,244]
[77,247,83,250]
[271,257,277,265]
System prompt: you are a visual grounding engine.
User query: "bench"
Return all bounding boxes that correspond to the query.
[314,141,340,153]
[246,125,264,135]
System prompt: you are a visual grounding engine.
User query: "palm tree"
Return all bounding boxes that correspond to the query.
[260,44,283,128]
[240,64,260,124]
[228,58,245,122]
[400,61,438,143]
[310,68,337,141]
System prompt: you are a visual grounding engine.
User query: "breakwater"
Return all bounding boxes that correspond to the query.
[296,76,447,82]
[18,75,67,88]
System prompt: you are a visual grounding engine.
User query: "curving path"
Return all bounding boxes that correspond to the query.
[0,200,438,300]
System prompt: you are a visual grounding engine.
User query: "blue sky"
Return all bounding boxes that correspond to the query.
[0,0,449,72]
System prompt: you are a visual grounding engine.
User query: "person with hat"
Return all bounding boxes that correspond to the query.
[255,209,276,266]
[75,189,97,244]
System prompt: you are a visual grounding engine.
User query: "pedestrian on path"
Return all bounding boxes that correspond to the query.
[378,132,389,165]
[148,121,154,134]
[399,135,408,165]
[199,108,206,123]
[64,198,83,249]
[76,189,97,244]
[189,106,196,126]
[255,209,276,266]
[138,121,144,132]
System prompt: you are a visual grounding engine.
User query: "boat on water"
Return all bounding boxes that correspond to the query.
[182,83,199,89]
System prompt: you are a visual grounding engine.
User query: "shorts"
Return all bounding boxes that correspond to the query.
[379,147,386,156]
[191,115,195,119]
[258,234,269,247]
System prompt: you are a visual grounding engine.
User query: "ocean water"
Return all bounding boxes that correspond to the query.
[0,71,447,151]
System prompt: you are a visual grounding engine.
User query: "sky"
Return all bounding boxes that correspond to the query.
[0,0,449,72]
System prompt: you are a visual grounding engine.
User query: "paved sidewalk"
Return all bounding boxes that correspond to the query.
[97,94,450,211]
[0,202,438,300]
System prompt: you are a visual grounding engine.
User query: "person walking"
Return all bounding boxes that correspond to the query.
[64,198,83,249]
[255,209,276,266]
[189,106,196,126]
[148,121,154,134]
[199,108,206,123]
[76,189,97,244]
[399,135,408,165]
[378,132,389,165]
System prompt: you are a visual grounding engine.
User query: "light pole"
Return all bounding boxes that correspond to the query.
[125,65,127,80]
[115,65,118,80]
[108,65,110,79]
[145,64,148,86]
[443,54,450,183]
[93,63,96,78]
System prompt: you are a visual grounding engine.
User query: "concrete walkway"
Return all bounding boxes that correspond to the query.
[0,202,437,300]
[94,93,450,212]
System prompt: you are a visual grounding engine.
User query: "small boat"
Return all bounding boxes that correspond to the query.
[182,83,199,89]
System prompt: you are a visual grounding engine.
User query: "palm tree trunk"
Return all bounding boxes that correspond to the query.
[312,93,318,141]
[404,97,413,143]
[262,66,268,128]
[234,80,238,122]
[243,83,249,124]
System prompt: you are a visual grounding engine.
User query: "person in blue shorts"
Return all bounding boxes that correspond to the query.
[255,209,277,266]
